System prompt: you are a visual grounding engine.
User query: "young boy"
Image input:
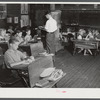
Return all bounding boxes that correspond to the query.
[15,30,24,43]
[4,37,34,69]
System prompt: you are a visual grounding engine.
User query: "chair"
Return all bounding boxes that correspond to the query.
[0,60,30,87]
[0,62,21,87]
[0,76,21,87]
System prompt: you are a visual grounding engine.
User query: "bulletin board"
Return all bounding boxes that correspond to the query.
[20,15,30,27]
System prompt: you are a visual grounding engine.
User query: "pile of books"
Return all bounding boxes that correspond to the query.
[35,79,49,87]
[48,69,64,81]
[35,69,64,87]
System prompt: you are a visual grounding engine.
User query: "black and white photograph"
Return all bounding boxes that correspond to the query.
[1,2,100,90]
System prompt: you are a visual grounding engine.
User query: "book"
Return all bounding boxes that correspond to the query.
[35,79,49,87]
[48,69,64,81]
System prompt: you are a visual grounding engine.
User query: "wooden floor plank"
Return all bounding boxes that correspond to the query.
[55,48,100,88]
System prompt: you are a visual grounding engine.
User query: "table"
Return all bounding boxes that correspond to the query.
[19,41,45,57]
[72,39,100,56]
[28,56,54,88]
[19,43,32,56]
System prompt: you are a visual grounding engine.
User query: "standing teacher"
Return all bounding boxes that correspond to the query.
[44,12,58,55]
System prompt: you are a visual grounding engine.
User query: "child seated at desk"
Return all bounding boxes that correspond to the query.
[24,29,32,43]
[77,29,86,40]
[0,29,10,41]
[66,28,72,35]
[7,26,14,35]
[66,28,74,40]
[85,29,94,40]
[77,29,90,55]
[4,37,35,69]
[94,30,100,40]
[14,30,24,43]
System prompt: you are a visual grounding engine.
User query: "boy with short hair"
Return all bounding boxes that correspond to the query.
[4,37,34,69]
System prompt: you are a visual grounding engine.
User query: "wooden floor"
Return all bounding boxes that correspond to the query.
[1,46,100,88]
[55,47,100,88]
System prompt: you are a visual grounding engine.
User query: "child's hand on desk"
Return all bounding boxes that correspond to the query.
[22,56,35,65]
[29,56,35,61]
[26,56,35,63]
[85,38,89,40]
[22,60,30,65]
[31,38,34,41]
[22,58,33,64]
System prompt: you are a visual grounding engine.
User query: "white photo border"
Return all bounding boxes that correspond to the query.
[0,1,100,98]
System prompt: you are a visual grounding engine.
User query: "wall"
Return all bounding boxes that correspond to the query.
[57,4,100,29]
[30,4,50,28]
[0,4,21,28]
[79,11,100,27]
[0,4,7,28]
[55,4,100,10]
[7,4,21,28]
[1,4,100,29]
[0,19,6,28]
[61,10,100,29]
[0,4,30,29]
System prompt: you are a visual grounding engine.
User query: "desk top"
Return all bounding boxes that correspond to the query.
[28,56,54,88]
[72,39,99,50]
[72,39,100,44]
[19,43,36,47]
[0,41,8,44]
[19,41,39,47]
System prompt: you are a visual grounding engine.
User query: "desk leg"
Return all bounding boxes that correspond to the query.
[52,55,55,67]
[94,49,98,56]
[88,49,92,55]
[73,47,76,55]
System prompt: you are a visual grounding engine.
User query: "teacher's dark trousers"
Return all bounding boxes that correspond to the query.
[46,32,56,54]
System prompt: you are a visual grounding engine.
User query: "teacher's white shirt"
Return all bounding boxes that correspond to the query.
[45,17,57,33]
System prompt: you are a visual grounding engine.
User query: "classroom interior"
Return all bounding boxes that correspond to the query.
[0,4,100,88]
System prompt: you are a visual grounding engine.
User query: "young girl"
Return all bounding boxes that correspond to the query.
[85,29,94,40]
[7,26,14,35]
[94,30,100,40]
[0,29,7,41]
[77,29,85,40]
[24,29,32,42]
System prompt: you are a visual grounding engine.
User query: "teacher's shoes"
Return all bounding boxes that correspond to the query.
[44,53,54,56]
[39,52,54,56]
